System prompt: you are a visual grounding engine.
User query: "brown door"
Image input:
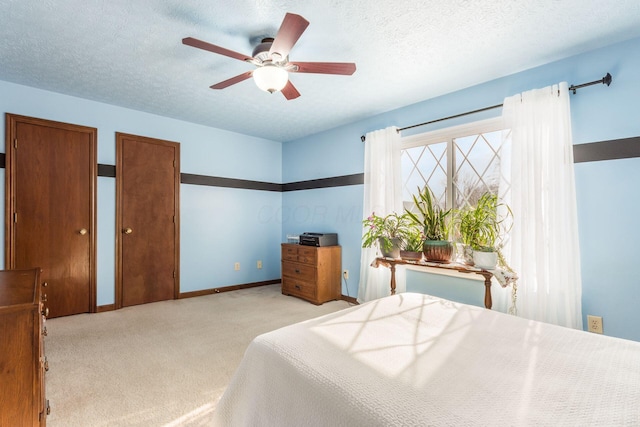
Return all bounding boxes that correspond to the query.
[116,133,179,308]
[5,114,96,318]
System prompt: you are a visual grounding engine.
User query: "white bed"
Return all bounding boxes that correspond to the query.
[213,293,640,426]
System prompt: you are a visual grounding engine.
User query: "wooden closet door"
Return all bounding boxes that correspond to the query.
[5,114,96,318]
[116,133,180,308]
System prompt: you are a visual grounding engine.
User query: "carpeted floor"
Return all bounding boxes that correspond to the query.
[45,284,351,426]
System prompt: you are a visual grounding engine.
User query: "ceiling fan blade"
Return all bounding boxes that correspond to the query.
[269,13,309,60]
[290,61,356,75]
[210,71,253,90]
[281,80,301,100]
[183,37,251,62]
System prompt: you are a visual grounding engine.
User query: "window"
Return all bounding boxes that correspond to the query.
[401,117,511,236]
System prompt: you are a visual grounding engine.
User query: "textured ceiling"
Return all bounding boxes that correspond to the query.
[1,1,640,142]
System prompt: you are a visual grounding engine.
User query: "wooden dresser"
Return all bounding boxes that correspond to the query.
[0,268,49,426]
[281,243,341,305]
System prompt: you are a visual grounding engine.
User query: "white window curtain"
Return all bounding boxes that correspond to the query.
[501,82,583,329]
[357,126,404,303]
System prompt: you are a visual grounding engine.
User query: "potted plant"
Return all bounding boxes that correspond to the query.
[454,207,476,264]
[362,212,412,258]
[455,194,494,265]
[405,186,453,263]
[399,226,424,261]
[455,192,512,269]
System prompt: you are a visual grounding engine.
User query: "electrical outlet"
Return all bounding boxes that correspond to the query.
[587,315,603,334]
[257,260,262,269]
[343,270,349,279]
[234,262,240,271]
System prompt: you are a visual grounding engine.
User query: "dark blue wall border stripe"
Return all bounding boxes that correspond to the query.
[180,173,282,192]
[573,137,640,163]
[98,164,116,177]
[282,174,364,191]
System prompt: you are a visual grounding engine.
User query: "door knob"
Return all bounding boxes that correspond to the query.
[79,228,88,235]
[124,227,133,235]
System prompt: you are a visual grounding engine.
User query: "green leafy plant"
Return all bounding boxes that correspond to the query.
[455,192,512,251]
[405,186,452,241]
[402,226,425,252]
[362,212,413,252]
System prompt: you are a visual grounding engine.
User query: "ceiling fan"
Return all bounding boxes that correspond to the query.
[182,12,356,100]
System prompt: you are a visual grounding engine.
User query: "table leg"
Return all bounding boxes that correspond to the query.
[483,274,492,309]
[389,264,396,295]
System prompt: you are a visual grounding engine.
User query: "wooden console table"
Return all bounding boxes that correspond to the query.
[371,257,495,309]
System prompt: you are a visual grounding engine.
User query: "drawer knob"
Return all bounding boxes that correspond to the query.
[43,326,48,337]
[42,293,47,302]
[295,269,300,274]
[295,284,301,290]
[42,307,49,317]
[42,282,48,287]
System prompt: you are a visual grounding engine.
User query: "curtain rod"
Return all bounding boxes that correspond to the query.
[360,72,612,142]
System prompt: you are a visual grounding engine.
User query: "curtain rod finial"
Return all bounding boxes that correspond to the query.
[604,72,612,87]
[361,135,366,142]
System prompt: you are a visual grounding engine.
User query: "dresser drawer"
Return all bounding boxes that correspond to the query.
[282,261,316,282]
[282,277,316,300]
[282,245,298,261]
[297,246,317,265]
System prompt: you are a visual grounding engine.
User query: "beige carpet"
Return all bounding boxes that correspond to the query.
[45,284,351,426]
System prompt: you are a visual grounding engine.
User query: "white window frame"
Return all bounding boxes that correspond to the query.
[401,116,505,210]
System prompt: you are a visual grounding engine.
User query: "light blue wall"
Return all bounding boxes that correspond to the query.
[283,36,640,342]
[0,80,282,306]
[181,184,282,290]
[97,177,116,304]
[574,159,640,341]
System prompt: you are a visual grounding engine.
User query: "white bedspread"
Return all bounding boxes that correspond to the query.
[213,293,640,426]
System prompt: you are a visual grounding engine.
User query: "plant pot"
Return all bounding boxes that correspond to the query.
[456,243,474,265]
[400,250,423,261]
[379,237,401,259]
[472,250,498,270]
[423,240,453,263]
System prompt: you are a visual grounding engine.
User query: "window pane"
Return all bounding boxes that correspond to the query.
[453,130,504,209]
[401,142,447,208]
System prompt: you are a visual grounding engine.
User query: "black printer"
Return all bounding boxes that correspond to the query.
[299,232,338,247]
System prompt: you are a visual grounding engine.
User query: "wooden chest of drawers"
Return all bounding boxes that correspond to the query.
[0,268,49,426]
[281,244,341,305]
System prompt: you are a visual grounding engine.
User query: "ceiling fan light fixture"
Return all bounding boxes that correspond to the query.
[253,64,288,93]
[183,13,355,100]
